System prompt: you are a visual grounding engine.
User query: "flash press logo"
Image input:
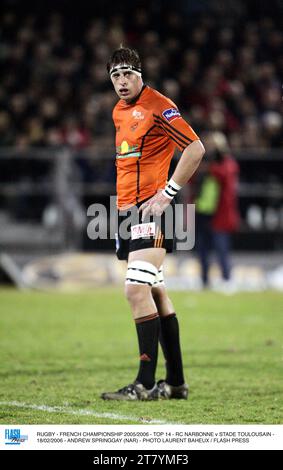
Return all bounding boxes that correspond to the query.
[5,429,28,445]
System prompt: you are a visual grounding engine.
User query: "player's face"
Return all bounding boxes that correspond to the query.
[111,71,143,102]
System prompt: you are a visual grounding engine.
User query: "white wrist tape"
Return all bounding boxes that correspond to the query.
[162,179,182,200]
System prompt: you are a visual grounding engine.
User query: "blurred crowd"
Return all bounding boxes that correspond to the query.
[0,0,282,151]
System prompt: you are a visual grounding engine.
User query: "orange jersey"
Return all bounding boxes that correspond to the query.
[113,85,199,209]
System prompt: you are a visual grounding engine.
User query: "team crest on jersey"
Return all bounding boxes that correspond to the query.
[132,109,144,120]
[162,108,181,122]
[131,122,139,131]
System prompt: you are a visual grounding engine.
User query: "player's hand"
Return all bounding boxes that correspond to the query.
[139,190,171,221]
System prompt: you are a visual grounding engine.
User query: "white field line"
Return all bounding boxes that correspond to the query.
[0,401,183,425]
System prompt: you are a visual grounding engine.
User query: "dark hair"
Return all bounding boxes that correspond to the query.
[107,46,141,73]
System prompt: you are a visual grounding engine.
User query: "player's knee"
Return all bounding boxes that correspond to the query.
[152,284,174,316]
[125,283,150,307]
[125,260,158,307]
[152,285,168,308]
[152,284,166,302]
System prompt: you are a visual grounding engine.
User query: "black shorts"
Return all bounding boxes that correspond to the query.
[115,197,176,260]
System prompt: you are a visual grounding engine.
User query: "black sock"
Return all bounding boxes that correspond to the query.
[159,313,185,386]
[135,313,160,390]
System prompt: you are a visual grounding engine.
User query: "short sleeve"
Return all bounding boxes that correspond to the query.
[153,103,199,151]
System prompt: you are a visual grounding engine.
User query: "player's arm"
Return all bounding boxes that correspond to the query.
[140,106,205,220]
[140,140,204,220]
[170,139,205,186]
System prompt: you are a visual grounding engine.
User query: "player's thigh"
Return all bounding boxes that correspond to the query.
[128,247,166,269]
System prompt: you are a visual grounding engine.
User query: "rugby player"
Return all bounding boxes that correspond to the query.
[101,47,205,400]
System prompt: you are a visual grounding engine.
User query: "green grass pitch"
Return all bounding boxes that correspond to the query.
[0,288,282,424]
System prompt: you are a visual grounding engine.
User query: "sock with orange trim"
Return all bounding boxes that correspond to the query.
[135,313,160,389]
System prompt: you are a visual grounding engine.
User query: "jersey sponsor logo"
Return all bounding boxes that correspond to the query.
[131,222,156,240]
[117,141,137,154]
[120,140,130,154]
[132,109,145,120]
[162,107,181,122]
[116,141,141,158]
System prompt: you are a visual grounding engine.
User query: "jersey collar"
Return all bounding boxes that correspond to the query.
[124,84,147,106]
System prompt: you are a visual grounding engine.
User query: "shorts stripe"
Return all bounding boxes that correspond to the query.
[154,227,159,248]
[154,227,163,248]
[156,232,163,248]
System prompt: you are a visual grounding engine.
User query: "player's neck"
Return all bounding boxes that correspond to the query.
[124,83,146,105]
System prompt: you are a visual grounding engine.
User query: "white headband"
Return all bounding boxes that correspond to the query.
[109,63,142,77]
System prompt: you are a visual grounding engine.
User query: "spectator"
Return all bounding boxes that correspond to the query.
[0,1,281,151]
[193,131,240,290]
[194,159,220,287]
[210,131,240,290]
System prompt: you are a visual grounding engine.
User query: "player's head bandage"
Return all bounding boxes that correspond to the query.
[109,63,142,78]
[126,261,158,286]
[152,265,165,288]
